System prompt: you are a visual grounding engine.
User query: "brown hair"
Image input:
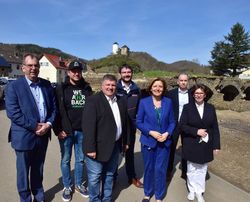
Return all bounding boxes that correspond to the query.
[147,77,167,96]
[118,64,133,73]
[191,84,207,96]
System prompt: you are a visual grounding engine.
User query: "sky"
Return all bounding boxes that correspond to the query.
[0,0,250,65]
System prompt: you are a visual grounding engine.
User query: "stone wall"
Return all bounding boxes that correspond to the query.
[84,73,250,112]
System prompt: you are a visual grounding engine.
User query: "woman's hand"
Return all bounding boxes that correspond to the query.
[213,149,220,155]
[149,130,161,140]
[197,129,208,138]
[157,132,169,142]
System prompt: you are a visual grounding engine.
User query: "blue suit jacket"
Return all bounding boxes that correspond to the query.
[136,96,176,148]
[5,76,57,150]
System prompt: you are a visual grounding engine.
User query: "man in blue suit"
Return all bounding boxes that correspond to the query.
[5,54,57,202]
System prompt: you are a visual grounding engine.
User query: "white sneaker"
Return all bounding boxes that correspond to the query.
[187,192,195,201]
[196,193,205,202]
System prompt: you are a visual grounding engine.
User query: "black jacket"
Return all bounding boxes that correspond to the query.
[180,102,220,164]
[82,91,130,162]
[53,77,92,135]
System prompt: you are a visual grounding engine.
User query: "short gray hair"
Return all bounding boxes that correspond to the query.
[101,74,117,84]
[178,72,189,80]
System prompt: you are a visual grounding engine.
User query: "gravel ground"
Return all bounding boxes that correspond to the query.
[206,110,250,193]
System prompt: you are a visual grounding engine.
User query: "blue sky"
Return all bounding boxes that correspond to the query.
[0,0,249,65]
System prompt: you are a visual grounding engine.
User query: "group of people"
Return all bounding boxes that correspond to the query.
[5,53,220,202]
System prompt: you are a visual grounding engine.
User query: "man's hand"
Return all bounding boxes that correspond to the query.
[87,152,96,159]
[35,123,51,136]
[58,131,68,139]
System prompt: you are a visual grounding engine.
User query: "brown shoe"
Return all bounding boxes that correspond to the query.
[130,178,143,188]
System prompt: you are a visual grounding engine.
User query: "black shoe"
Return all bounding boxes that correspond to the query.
[206,171,210,180]
[167,171,172,181]
[181,172,187,180]
[33,199,45,202]
[113,178,117,190]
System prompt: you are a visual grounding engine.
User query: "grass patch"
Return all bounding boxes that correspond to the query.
[134,70,177,78]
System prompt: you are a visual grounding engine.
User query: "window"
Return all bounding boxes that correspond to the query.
[40,62,49,66]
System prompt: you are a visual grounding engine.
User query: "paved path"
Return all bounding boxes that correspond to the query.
[0,109,249,202]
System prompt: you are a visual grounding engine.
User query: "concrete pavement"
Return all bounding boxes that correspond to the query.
[0,109,249,202]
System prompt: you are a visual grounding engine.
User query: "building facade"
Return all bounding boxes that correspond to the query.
[39,54,68,83]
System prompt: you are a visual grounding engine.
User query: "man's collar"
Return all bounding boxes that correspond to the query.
[121,80,132,88]
[178,88,188,94]
[104,94,117,102]
[25,76,40,86]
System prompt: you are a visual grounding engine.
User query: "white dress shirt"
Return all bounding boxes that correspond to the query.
[105,95,122,141]
[195,102,209,143]
[178,88,189,121]
[121,80,132,94]
[25,77,47,123]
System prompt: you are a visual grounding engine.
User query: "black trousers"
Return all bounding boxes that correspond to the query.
[168,125,187,174]
[125,130,136,180]
[114,128,137,181]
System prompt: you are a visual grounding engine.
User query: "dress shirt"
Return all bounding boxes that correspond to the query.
[195,102,208,143]
[178,88,189,121]
[25,77,47,123]
[121,80,132,94]
[105,95,122,141]
[195,102,204,119]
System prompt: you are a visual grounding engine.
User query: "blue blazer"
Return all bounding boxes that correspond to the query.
[136,96,176,148]
[5,76,57,150]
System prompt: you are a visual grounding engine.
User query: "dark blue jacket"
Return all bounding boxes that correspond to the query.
[5,76,57,150]
[116,80,140,128]
[136,96,176,148]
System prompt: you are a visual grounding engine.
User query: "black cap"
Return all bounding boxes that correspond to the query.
[68,60,83,70]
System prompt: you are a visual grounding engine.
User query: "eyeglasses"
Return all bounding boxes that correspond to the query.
[24,64,40,68]
[194,92,205,95]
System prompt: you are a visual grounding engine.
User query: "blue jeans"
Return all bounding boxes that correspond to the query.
[59,130,84,188]
[86,143,119,202]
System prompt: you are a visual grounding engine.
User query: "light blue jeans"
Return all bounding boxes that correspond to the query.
[86,143,119,202]
[59,130,84,188]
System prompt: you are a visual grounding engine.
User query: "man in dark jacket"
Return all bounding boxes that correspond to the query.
[54,60,92,201]
[116,64,143,188]
[166,73,193,180]
[82,74,130,202]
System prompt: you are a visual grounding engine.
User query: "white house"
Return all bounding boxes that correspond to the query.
[239,68,250,80]
[39,53,68,83]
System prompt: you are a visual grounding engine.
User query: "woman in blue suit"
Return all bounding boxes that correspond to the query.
[136,78,175,202]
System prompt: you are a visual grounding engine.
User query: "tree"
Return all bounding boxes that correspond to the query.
[209,23,250,76]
